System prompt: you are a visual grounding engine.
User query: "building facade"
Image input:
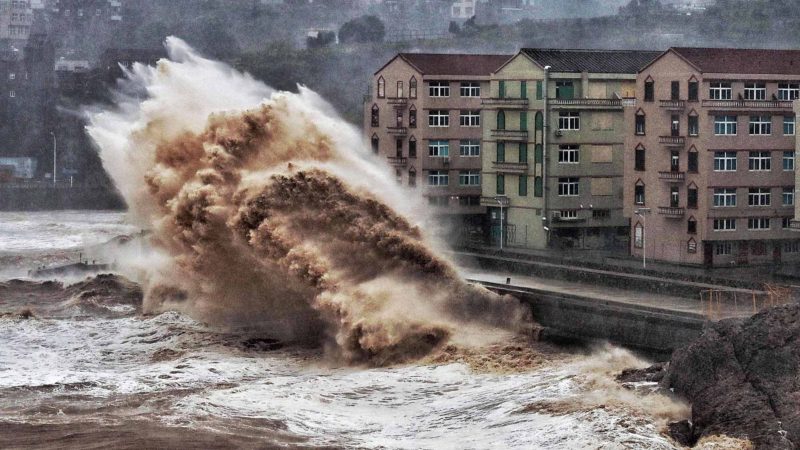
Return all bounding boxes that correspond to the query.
[365,53,510,244]
[0,0,33,42]
[624,48,800,266]
[481,49,659,249]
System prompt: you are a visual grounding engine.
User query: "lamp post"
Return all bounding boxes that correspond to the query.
[49,131,56,186]
[495,196,508,251]
[635,208,651,269]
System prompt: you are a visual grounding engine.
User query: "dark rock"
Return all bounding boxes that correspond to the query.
[661,304,800,449]
[667,420,694,447]
[616,362,667,383]
[241,338,283,351]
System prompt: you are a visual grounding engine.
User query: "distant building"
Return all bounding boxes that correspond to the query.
[365,52,511,244]
[0,0,34,43]
[625,47,800,266]
[451,0,476,19]
[0,156,36,179]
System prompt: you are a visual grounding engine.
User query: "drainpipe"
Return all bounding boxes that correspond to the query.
[542,66,551,246]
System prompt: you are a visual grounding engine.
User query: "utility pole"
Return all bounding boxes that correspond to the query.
[635,208,651,269]
[495,195,508,251]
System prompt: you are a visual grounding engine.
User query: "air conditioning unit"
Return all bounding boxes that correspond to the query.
[443,158,450,166]
[555,130,563,137]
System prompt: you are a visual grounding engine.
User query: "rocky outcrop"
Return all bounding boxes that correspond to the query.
[661,304,800,449]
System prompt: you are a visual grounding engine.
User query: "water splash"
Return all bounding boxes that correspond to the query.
[86,38,527,364]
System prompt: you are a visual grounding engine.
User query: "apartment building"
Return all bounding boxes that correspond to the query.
[365,52,510,241]
[624,47,800,266]
[0,0,33,42]
[481,48,659,249]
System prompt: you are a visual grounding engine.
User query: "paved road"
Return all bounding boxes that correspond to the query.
[461,268,763,320]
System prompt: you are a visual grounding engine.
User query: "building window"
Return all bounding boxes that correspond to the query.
[396,138,403,157]
[688,115,699,136]
[558,112,580,131]
[748,217,770,230]
[784,217,793,229]
[459,196,480,206]
[778,83,800,100]
[688,150,698,173]
[709,82,732,100]
[688,238,698,253]
[688,80,698,101]
[371,135,379,154]
[496,142,505,162]
[377,76,385,98]
[498,80,506,98]
[520,80,527,99]
[428,170,449,186]
[429,81,450,97]
[534,176,543,197]
[634,222,644,248]
[8,72,14,80]
[9,90,15,98]
[715,242,733,255]
[428,196,448,206]
[409,106,417,128]
[496,174,505,194]
[396,81,404,98]
[644,80,654,102]
[459,170,480,186]
[688,217,697,234]
[428,110,449,127]
[459,140,480,157]
[496,110,505,130]
[783,187,794,206]
[713,219,736,231]
[635,114,646,135]
[460,82,480,97]
[560,210,578,220]
[783,151,795,171]
[784,116,795,136]
[396,108,403,128]
[634,183,645,205]
[519,175,528,196]
[459,110,480,127]
[714,115,737,135]
[558,177,579,196]
[409,77,417,99]
[744,82,766,100]
[749,115,772,135]
[748,151,771,171]
[670,186,680,207]
[748,187,771,206]
[714,151,737,171]
[688,187,698,209]
[784,241,800,252]
[409,137,417,158]
[428,140,449,157]
[558,145,579,164]
[635,146,645,171]
[408,168,416,187]
[593,209,609,219]
[713,188,737,207]
[555,81,574,100]
[370,104,379,127]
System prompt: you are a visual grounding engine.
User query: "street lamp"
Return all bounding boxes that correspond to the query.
[635,208,651,269]
[495,195,508,251]
[49,131,56,186]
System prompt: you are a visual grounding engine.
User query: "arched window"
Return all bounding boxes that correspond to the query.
[377,76,385,98]
[687,216,697,235]
[371,134,379,154]
[409,76,417,99]
[687,237,697,254]
[687,182,698,209]
[408,136,417,158]
[408,167,416,187]
[688,75,699,102]
[634,179,645,205]
[635,108,646,135]
[535,111,543,131]
[371,104,379,127]
[644,75,654,102]
[688,145,699,173]
[497,110,506,130]
[634,143,646,171]
[409,105,417,128]
[634,222,644,248]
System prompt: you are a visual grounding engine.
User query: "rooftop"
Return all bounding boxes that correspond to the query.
[521,48,662,74]
[671,47,800,75]
[394,53,512,76]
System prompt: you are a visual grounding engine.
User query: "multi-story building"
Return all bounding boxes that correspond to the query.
[624,47,800,266]
[365,52,510,242]
[0,0,33,42]
[481,48,659,249]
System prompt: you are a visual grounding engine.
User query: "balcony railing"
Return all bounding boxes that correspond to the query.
[481,98,529,108]
[491,161,528,174]
[790,220,800,231]
[658,171,686,182]
[480,196,510,207]
[659,136,685,147]
[387,156,407,167]
[387,97,408,106]
[658,206,685,217]
[701,99,794,110]
[387,126,408,135]
[491,129,528,140]
[549,98,623,109]
[659,100,686,110]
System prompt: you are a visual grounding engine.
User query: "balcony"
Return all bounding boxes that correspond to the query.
[387,156,407,167]
[659,100,686,110]
[658,206,685,218]
[549,98,623,110]
[387,126,408,136]
[790,220,800,231]
[658,171,685,182]
[701,99,794,110]
[480,196,510,207]
[387,97,408,107]
[481,98,529,109]
[491,129,528,141]
[491,161,528,174]
[659,136,685,147]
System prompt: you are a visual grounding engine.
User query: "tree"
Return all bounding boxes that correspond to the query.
[306,31,336,49]
[448,21,461,35]
[338,15,385,44]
